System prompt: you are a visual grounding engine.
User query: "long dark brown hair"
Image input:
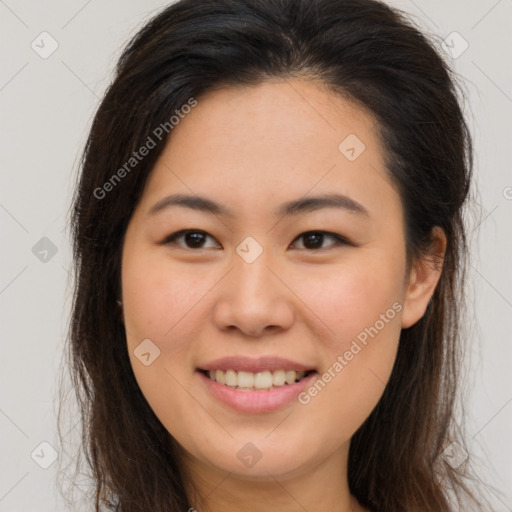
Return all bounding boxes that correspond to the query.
[59,0,490,510]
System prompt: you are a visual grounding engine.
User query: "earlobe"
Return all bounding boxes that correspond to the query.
[401,226,446,329]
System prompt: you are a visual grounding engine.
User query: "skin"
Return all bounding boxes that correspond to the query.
[120,78,446,512]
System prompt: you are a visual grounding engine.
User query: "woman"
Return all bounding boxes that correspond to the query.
[62,0,489,510]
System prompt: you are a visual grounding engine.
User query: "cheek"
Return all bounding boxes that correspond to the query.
[293,258,403,432]
[122,255,205,437]
[292,255,405,345]
[122,252,211,341]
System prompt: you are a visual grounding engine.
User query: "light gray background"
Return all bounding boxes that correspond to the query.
[1,0,511,510]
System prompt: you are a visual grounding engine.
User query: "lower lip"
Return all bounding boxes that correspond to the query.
[197,370,318,413]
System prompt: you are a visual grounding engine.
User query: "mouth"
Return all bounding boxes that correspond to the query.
[198,368,317,391]
[196,356,318,412]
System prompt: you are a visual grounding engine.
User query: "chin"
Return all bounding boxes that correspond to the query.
[183,435,321,481]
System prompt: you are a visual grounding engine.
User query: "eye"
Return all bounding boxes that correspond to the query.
[161,229,350,251]
[162,229,220,250]
[290,230,350,250]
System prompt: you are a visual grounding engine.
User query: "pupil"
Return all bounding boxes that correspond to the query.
[186,232,204,248]
[305,232,322,249]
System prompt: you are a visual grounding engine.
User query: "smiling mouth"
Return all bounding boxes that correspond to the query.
[199,368,317,391]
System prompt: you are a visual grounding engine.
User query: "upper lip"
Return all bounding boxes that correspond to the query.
[198,356,316,373]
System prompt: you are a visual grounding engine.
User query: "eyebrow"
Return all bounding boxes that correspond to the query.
[148,192,369,218]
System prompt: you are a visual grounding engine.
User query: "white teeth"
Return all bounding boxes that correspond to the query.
[205,369,310,390]
[254,371,273,389]
[272,369,286,386]
[237,371,254,389]
[215,369,225,385]
[285,370,296,385]
[225,369,237,387]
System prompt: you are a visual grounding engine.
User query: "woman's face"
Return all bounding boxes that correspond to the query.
[121,79,438,482]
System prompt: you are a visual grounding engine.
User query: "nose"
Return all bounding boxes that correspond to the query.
[212,247,295,338]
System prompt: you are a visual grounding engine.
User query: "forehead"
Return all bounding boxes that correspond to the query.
[136,79,401,224]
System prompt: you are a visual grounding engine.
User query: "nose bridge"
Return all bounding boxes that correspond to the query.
[231,237,279,303]
[212,237,294,335]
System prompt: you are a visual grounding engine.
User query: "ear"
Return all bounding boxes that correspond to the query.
[401,226,447,329]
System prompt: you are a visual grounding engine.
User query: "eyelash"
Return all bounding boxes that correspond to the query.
[161,229,352,251]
